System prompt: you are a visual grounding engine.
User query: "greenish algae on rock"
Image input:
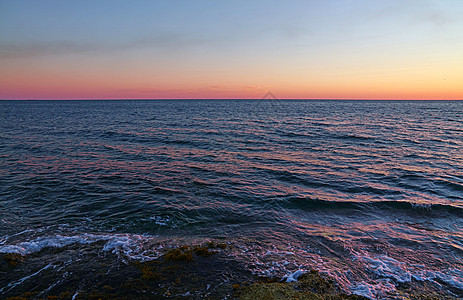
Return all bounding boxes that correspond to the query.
[164,247,194,262]
[1,253,25,268]
[3,242,459,299]
[163,244,219,262]
[238,270,369,300]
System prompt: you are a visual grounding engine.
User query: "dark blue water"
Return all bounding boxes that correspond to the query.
[1,100,462,298]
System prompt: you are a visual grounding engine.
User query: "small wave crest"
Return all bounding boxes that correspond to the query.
[352,252,463,296]
[0,233,163,261]
[284,197,463,215]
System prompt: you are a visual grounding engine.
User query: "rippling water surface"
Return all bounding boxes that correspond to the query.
[1,100,462,299]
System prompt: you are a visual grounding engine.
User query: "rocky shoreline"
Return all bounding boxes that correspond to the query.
[1,240,459,299]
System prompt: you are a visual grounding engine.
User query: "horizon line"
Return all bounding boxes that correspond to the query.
[1,98,462,101]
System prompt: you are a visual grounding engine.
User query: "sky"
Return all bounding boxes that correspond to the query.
[1,0,462,100]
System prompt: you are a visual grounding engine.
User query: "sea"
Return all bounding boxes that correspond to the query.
[0,99,462,299]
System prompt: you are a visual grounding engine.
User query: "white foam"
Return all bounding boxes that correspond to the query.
[283,269,305,282]
[361,254,411,283]
[435,269,463,291]
[350,280,397,299]
[352,252,463,294]
[71,290,80,300]
[148,216,172,226]
[103,235,137,252]
[0,235,96,255]
[102,234,160,261]
[0,233,162,261]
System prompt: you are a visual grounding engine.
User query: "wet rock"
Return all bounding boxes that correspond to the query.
[238,270,369,300]
[1,253,25,270]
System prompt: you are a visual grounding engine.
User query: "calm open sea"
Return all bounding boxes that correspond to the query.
[1,99,462,299]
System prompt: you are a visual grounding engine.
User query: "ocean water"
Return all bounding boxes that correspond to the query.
[0,99,462,299]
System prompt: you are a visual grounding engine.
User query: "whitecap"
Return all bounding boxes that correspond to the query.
[350,280,397,299]
[283,269,305,282]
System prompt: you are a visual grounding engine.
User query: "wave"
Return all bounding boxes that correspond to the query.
[1,229,462,298]
[283,197,463,215]
[337,134,375,141]
[0,233,163,262]
[352,252,463,296]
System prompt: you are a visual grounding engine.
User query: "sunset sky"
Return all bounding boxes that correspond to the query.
[1,0,462,100]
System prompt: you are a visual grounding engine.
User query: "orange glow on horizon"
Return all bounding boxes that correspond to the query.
[1,77,462,100]
[1,59,462,100]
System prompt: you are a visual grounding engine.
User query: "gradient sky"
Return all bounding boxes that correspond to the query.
[1,0,462,99]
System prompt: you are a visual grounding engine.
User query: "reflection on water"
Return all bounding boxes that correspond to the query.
[0,100,462,298]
